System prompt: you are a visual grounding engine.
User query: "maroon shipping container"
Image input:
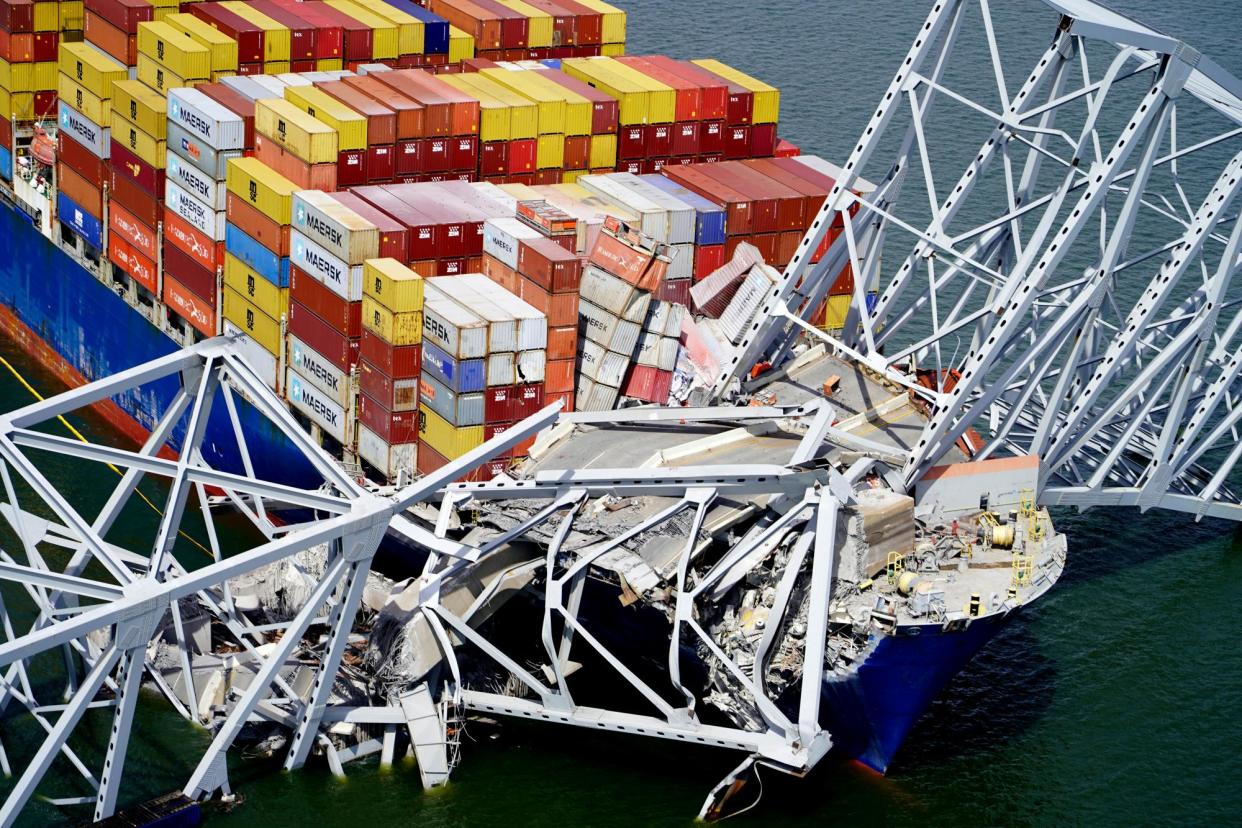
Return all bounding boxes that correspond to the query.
[360,328,421,379]
[420,179,510,254]
[449,135,477,171]
[34,91,55,118]
[522,0,577,46]
[718,160,805,230]
[287,300,360,372]
[350,185,439,261]
[187,3,265,64]
[517,234,581,293]
[395,138,424,175]
[359,359,419,411]
[622,365,673,404]
[416,440,507,483]
[746,157,827,225]
[617,125,644,160]
[337,148,368,187]
[360,393,417,443]
[316,80,397,146]
[57,132,106,186]
[670,122,700,157]
[552,0,600,44]
[384,183,470,257]
[470,0,528,49]
[271,0,343,60]
[645,123,673,157]
[367,144,395,182]
[662,164,754,235]
[483,385,515,423]
[422,136,451,173]
[679,61,752,125]
[83,0,150,34]
[197,82,257,149]
[297,0,368,60]
[111,140,165,199]
[341,74,425,139]
[248,0,316,61]
[750,124,777,158]
[163,239,217,304]
[31,31,56,62]
[327,190,409,260]
[290,265,362,338]
[109,167,160,229]
[0,0,33,34]
[644,56,727,121]
[563,134,589,169]
[537,67,617,133]
[480,140,507,176]
[370,70,451,136]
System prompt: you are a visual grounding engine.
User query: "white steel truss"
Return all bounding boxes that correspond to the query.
[719,0,1242,520]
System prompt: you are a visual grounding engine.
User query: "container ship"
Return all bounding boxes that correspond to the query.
[0,0,1056,780]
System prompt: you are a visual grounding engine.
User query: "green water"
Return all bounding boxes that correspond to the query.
[2,0,1242,823]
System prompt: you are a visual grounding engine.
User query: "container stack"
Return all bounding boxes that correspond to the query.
[1,0,66,127]
[366,67,481,182]
[689,58,780,160]
[622,298,683,405]
[356,257,422,479]
[561,56,675,175]
[428,0,625,62]
[575,216,669,411]
[417,273,545,480]
[222,154,298,388]
[56,41,126,250]
[439,69,538,183]
[480,206,579,411]
[535,62,618,175]
[639,172,726,281]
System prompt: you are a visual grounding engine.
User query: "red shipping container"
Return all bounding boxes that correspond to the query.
[342,74,425,139]
[226,194,290,258]
[34,91,56,119]
[662,164,753,235]
[328,190,408,261]
[480,140,507,176]
[507,138,536,174]
[523,0,576,46]
[358,359,419,411]
[671,122,700,157]
[615,159,641,175]
[411,70,481,136]
[110,140,164,199]
[287,300,359,372]
[249,0,317,61]
[483,385,516,423]
[273,0,344,59]
[87,11,137,66]
[59,164,103,218]
[396,138,424,175]
[290,264,362,338]
[427,0,502,50]
[359,393,417,443]
[693,244,725,281]
[350,185,438,261]
[545,358,574,393]
[360,328,421,379]
[554,0,599,43]
[622,365,673,404]
[719,160,804,230]
[384,183,470,257]
[517,235,581,293]
[518,277,578,327]
[723,125,751,160]
[545,390,574,413]
[655,278,691,306]
[165,275,217,338]
[618,125,644,160]
[450,135,477,171]
[750,124,777,158]
[109,235,158,294]
[416,440,506,483]
[532,168,560,185]
[186,2,265,63]
[163,239,217,304]
[699,120,725,156]
[547,326,576,361]
[255,134,337,191]
[57,132,106,186]
[316,80,396,145]
[537,68,617,133]
[643,158,667,175]
[619,55,701,122]
[0,0,33,33]
[774,138,800,158]
[109,202,158,262]
[197,83,257,149]
[645,123,673,157]
[367,144,395,182]
[371,70,451,136]
[167,208,225,272]
[337,148,368,187]
[84,0,150,34]
[437,257,466,276]
[31,31,55,62]
[681,61,752,126]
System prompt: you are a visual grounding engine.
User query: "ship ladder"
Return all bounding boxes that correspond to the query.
[886,551,905,585]
[1011,552,1033,589]
[1018,488,1036,519]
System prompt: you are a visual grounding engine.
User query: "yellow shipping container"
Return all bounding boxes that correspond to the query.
[562,168,586,184]
[283,85,367,152]
[137,53,200,96]
[575,0,626,45]
[264,60,292,75]
[224,254,289,322]
[480,68,565,135]
[589,133,617,168]
[363,296,422,345]
[225,156,298,225]
[535,133,563,170]
[33,61,56,91]
[600,42,624,57]
[166,13,240,74]
[493,0,551,48]
[692,59,780,124]
[220,2,291,62]
[316,58,344,72]
[154,7,176,22]
[514,68,591,135]
[821,294,851,331]
[59,42,127,101]
[358,1,424,56]
[439,74,508,141]
[604,58,674,123]
[562,57,648,125]
[59,1,85,30]
[111,79,167,140]
[57,74,108,124]
[32,2,57,32]
[137,21,212,81]
[254,97,338,164]
[223,288,283,356]
[448,25,474,63]
[325,1,398,61]
[110,111,167,169]
[2,60,32,93]
[450,73,537,140]
[363,259,424,314]
[420,404,483,459]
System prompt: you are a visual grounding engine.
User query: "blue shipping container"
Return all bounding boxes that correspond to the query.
[0,146,11,182]
[421,340,486,393]
[380,0,450,54]
[226,223,289,287]
[57,192,102,249]
[640,174,727,246]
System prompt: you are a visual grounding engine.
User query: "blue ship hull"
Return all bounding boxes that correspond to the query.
[0,201,317,487]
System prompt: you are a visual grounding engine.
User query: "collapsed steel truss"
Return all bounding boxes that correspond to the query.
[721,0,1242,520]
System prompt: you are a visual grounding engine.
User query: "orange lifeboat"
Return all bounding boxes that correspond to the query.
[30,124,56,168]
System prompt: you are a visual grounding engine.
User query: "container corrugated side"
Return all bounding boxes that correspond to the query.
[292,190,380,264]
[483,215,540,271]
[291,230,364,301]
[422,293,488,359]
[59,41,127,100]
[226,223,291,287]
[579,264,650,322]
[456,272,547,351]
[578,173,666,241]
[691,58,779,124]
[286,367,348,442]
[421,340,486,394]
[358,424,417,480]
[223,285,283,354]
[167,148,225,211]
[613,172,695,245]
[420,373,484,428]
[420,402,483,459]
[167,121,243,180]
[58,74,109,125]
[428,277,518,355]
[221,1,293,62]
[109,111,167,170]
[166,12,240,73]
[283,84,368,151]
[363,257,424,313]
[166,179,227,240]
[111,79,166,140]
[58,101,110,159]
[578,298,640,356]
[485,351,515,388]
[225,155,297,224]
[137,20,212,80]
[719,265,776,344]
[224,252,289,319]
[168,87,246,151]
[578,338,628,387]
[362,295,423,345]
[288,334,353,407]
[255,97,339,163]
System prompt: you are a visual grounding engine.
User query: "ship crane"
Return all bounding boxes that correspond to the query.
[0,0,1236,824]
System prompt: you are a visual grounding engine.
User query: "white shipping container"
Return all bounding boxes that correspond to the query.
[579,265,651,323]
[58,102,110,159]
[645,300,686,338]
[423,294,489,359]
[576,376,620,412]
[471,181,517,211]
[166,180,226,241]
[168,87,246,151]
[275,73,314,86]
[288,334,352,407]
[167,148,225,210]
[428,278,518,354]
[455,274,547,350]
[487,351,515,387]
[292,190,380,265]
[219,75,273,101]
[720,265,779,345]
[516,349,545,383]
[636,331,680,371]
[579,299,641,356]
[612,173,697,244]
[224,321,278,389]
[287,367,348,443]
[291,231,364,301]
[579,339,629,387]
[249,75,288,97]
[166,121,241,181]
[420,373,485,427]
[482,216,541,271]
[667,243,694,281]
[579,174,667,241]
[357,424,417,482]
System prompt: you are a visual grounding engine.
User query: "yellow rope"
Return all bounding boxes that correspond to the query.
[0,355,214,558]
